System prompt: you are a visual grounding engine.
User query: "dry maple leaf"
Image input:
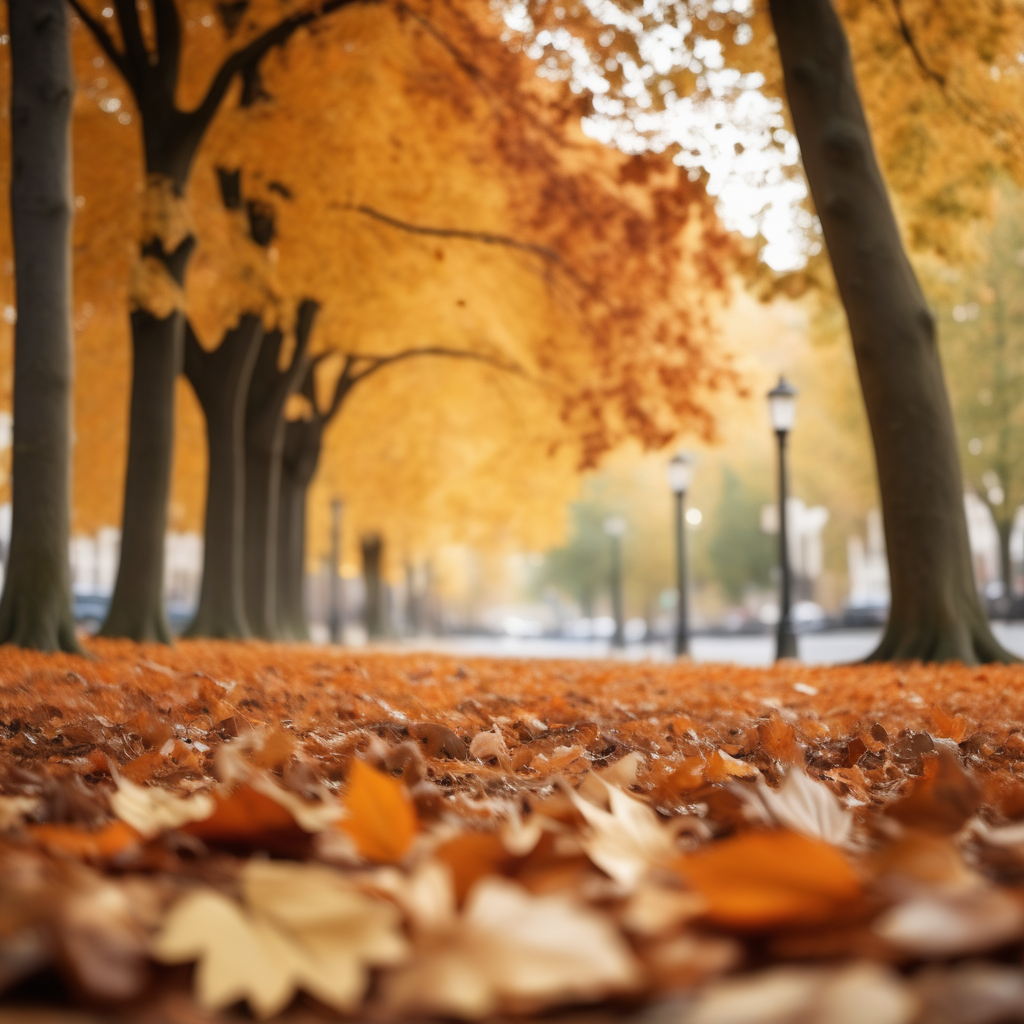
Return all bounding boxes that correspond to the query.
[341,759,418,863]
[674,830,862,929]
[744,770,853,846]
[568,781,699,889]
[380,861,640,1018]
[153,860,408,1018]
[109,775,216,839]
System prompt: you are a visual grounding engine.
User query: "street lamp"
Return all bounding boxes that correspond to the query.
[603,515,627,648]
[329,498,344,644]
[767,377,798,660]
[667,451,694,658]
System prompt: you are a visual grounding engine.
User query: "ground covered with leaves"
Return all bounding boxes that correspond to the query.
[4,642,1024,1023]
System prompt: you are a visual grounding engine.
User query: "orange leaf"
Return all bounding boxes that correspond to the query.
[674,830,861,929]
[435,831,523,902]
[341,759,417,863]
[29,820,142,861]
[704,749,758,783]
[182,785,310,857]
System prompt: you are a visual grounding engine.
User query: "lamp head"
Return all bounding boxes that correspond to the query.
[767,376,798,433]
[667,451,694,495]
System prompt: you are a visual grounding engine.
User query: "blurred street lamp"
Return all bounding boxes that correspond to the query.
[667,451,694,658]
[767,377,798,660]
[603,515,627,648]
[329,498,344,644]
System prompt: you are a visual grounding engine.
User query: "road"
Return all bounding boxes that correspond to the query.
[397,622,1024,666]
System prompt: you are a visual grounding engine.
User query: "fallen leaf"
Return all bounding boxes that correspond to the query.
[153,860,407,1018]
[182,785,311,857]
[0,794,39,830]
[705,749,759,784]
[675,830,862,929]
[469,727,512,768]
[619,881,706,936]
[569,781,684,889]
[887,747,980,834]
[686,962,916,1024]
[913,962,1024,1024]
[874,887,1024,957]
[109,776,215,838]
[746,770,853,846]
[382,867,640,1018]
[341,759,417,863]
[29,821,142,861]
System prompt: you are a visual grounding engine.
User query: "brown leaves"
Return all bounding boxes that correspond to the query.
[8,646,1024,1020]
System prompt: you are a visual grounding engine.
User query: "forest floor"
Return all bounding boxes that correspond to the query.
[3,641,1024,1023]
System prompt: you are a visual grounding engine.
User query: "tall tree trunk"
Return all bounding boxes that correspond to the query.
[362,533,385,639]
[0,0,78,652]
[276,419,323,642]
[183,315,263,638]
[768,0,1013,664]
[243,301,318,638]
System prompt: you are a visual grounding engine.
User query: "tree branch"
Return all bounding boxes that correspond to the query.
[65,0,133,86]
[187,0,372,137]
[112,0,150,86]
[335,346,526,421]
[346,204,589,291]
[152,0,182,99]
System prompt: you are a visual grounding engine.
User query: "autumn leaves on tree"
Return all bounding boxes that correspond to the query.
[2,0,1022,659]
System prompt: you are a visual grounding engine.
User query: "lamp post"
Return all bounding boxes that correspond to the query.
[603,515,627,648]
[767,377,798,660]
[667,451,694,658]
[329,498,344,644]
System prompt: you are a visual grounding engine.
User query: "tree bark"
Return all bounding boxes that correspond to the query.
[243,301,318,638]
[183,315,263,638]
[768,0,1014,663]
[362,533,385,639]
[276,418,323,641]
[0,0,78,652]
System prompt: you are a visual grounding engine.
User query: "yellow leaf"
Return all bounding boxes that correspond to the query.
[341,759,417,863]
[153,860,408,1018]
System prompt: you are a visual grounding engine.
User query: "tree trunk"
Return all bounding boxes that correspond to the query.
[768,0,1013,664]
[0,0,78,652]
[183,316,263,638]
[277,470,310,641]
[997,514,1013,606]
[243,301,318,638]
[275,418,323,642]
[362,533,385,639]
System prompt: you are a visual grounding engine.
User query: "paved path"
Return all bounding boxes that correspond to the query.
[397,622,1024,666]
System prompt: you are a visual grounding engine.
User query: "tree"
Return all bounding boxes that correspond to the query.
[0,0,78,651]
[49,0,742,619]
[66,0,362,641]
[764,0,1012,663]
[361,532,385,639]
[181,313,262,638]
[243,300,316,639]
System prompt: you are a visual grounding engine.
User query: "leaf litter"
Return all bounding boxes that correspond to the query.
[3,641,1024,1021]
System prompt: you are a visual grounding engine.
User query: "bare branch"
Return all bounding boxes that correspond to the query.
[328,345,527,423]
[347,204,589,291]
[66,0,133,86]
